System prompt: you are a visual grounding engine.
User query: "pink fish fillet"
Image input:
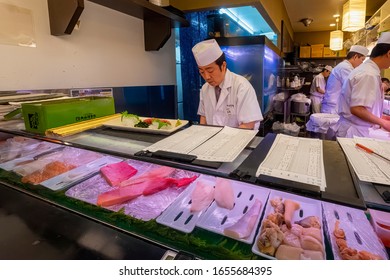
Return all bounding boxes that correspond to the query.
[118,166,175,187]
[190,180,215,212]
[98,176,198,206]
[142,176,197,196]
[223,199,262,239]
[214,177,235,210]
[100,161,137,186]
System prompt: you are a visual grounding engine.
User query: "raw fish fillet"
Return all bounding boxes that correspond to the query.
[21,161,76,184]
[224,199,262,239]
[100,161,137,186]
[98,176,197,206]
[190,180,215,212]
[118,166,175,187]
[142,176,197,196]
[214,177,235,210]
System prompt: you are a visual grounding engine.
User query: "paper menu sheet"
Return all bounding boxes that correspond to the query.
[144,125,257,162]
[337,137,390,185]
[256,134,327,191]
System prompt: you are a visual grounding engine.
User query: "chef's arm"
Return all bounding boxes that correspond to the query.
[199,115,207,125]
[316,86,325,94]
[351,106,390,132]
[239,121,256,129]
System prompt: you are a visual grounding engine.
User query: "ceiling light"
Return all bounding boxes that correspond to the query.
[342,0,366,32]
[299,18,314,27]
[330,16,343,51]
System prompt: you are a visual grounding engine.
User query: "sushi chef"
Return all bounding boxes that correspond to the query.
[321,45,369,114]
[309,65,332,113]
[334,32,390,138]
[192,39,263,130]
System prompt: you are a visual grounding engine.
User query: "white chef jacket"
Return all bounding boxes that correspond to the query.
[310,73,326,98]
[335,59,384,138]
[321,60,354,114]
[197,69,263,129]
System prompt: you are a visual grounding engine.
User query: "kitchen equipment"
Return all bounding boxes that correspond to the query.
[290,93,311,114]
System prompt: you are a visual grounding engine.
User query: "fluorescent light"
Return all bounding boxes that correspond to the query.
[219,8,255,35]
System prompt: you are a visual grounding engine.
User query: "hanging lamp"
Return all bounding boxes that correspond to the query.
[342,0,366,32]
[330,17,344,51]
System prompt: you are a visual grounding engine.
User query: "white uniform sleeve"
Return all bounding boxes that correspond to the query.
[197,88,205,116]
[236,81,263,124]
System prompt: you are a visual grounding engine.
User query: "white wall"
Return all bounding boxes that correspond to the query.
[0,0,176,91]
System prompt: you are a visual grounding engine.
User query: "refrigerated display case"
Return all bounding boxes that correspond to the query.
[0,119,389,260]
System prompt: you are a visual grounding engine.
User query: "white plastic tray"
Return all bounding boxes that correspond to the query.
[196,180,270,244]
[323,202,388,260]
[252,190,325,260]
[156,174,211,233]
[103,116,188,135]
[40,156,123,191]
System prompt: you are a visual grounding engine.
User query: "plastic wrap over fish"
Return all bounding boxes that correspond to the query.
[322,202,388,260]
[66,160,200,221]
[13,146,103,177]
[0,136,56,163]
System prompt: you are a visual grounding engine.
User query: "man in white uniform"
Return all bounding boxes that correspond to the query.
[310,65,332,113]
[192,39,263,129]
[321,45,369,114]
[334,32,390,138]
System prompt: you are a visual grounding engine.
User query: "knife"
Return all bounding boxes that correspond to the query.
[15,146,66,166]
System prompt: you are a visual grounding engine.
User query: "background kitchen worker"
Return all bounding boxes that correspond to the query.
[192,39,263,130]
[382,77,390,94]
[334,32,390,138]
[309,65,332,113]
[321,45,369,114]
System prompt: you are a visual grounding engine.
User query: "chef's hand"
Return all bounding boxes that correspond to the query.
[380,119,390,132]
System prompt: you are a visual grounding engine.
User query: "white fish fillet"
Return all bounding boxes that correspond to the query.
[224,199,262,239]
[190,180,214,212]
[214,177,235,210]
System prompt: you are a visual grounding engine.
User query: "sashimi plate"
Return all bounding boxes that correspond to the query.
[252,190,326,260]
[196,180,270,244]
[103,116,188,135]
[156,174,213,233]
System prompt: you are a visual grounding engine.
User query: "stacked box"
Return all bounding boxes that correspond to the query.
[299,46,311,58]
[311,44,324,58]
[323,47,337,57]
[22,96,115,134]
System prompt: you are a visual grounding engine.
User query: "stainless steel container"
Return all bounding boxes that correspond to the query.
[291,100,310,114]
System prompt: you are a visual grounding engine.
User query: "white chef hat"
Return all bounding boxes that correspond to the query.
[325,65,333,72]
[349,45,369,56]
[377,32,390,44]
[192,39,223,67]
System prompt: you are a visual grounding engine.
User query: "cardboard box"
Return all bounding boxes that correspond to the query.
[299,46,311,58]
[338,48,347,57]
[22,96,115,134]
[311,44,324,58]
[323,47,338,57]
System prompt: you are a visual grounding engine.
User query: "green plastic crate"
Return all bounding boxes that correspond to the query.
[22,96,115,134]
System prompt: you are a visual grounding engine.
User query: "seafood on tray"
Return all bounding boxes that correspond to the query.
[120,111,182,130]
[254,193,325,260]
[66,160,200,221]
[322,202,388,260]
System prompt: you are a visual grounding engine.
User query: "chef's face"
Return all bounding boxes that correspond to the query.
[351,54,366,68]
[198,61,227,87]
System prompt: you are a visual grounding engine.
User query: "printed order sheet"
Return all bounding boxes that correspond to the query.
[337,137,390,185]
[144,125,257,162]
[256,134,327,191]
